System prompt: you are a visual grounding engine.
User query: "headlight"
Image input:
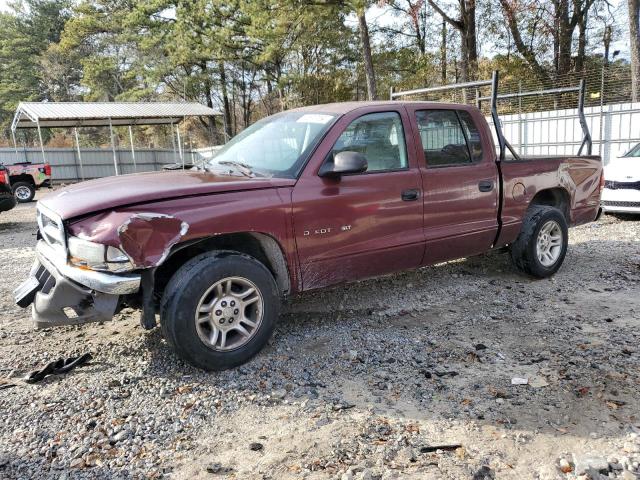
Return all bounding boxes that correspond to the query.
[68,236,133,272]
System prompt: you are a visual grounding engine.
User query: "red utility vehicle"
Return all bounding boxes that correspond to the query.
[15,73,602,370]
[5,161,52,203]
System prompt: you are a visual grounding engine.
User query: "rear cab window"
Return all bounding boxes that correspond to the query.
[415,109,484,167]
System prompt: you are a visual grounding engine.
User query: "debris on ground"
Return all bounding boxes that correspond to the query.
[23,352,92,383]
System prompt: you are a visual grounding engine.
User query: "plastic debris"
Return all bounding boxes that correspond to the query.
[24,353,92,383]
[511,377,528,385]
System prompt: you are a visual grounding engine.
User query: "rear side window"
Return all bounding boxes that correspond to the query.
[457,110,483,162]
[415,110,471,167]
[332,111,408,172]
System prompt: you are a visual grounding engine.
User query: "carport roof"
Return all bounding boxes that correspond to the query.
[11,101,220,130]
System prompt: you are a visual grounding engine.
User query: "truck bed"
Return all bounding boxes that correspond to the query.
[497,154,602,246]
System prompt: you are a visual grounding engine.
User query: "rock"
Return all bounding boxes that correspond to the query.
[347,350,359,361]
[472,466,495,480]
[620,471,636,480]
[529,376,549,388]
[358,469,372,480]
[394,447,415,464]
[341,473,354,480]
[475,343,488,351]
[559,457,573,473]
[206,462,233,474]
[272,389,287,400]
[249,442,263,451]
[69,458,85,469]
[572,454,609,475]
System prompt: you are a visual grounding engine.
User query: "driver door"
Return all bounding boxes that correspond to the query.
[291,107,424,290]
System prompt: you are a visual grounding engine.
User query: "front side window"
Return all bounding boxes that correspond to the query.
[208,111,337,178]
[415,110,471,167]
[331,112,408,172]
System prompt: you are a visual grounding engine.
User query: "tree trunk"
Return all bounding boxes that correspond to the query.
[357,9,377,100]
[575,10,587,73]
[462,0,477,80]
[441,21,447,84]
[630,0,640,102]
[554,0,572,79]
[218,61,233,140]
[428,0,476,82]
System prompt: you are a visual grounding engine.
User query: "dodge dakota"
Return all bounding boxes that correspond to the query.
[15,74,603,370]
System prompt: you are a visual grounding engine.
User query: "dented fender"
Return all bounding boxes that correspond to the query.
[69,211,190,269]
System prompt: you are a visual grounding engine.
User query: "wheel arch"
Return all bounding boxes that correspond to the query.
[9,174,36,186]
[528,187,570,220]
[154,232,291,298]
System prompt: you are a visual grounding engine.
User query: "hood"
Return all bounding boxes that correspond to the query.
[605,158,640,182]
[40,170,295,220]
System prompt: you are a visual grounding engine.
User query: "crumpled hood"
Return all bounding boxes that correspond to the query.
[605,159,640,182]
[40,170,295,220]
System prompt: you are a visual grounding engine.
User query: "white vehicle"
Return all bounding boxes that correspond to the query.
[601,143,640,215]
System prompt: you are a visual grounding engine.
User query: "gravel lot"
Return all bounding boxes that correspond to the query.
[1,193,639,480]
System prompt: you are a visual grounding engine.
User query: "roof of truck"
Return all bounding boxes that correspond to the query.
[289,101,477,115]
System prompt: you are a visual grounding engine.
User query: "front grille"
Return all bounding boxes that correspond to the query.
[37,205,66,254]
[604,180,640,190]
[602,200,640,208]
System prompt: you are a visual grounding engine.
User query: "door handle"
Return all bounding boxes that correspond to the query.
[401,189,420,201]
[478,180,494,192]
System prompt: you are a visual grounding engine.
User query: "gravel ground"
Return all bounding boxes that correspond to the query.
[1,193,639,480]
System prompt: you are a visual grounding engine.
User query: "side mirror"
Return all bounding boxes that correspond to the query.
[319,151,368,177]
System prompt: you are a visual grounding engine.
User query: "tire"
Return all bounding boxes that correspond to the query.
[12,181,35,203]
[160,251,280,371]
[509,205,568,278]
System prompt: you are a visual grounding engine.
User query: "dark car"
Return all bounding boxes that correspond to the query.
[0,165,17,213]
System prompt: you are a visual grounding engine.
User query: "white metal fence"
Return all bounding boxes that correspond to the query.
[489,102,640,164]
[0,147,204,182]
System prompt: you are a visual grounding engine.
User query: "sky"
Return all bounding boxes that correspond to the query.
[0,0,632,60]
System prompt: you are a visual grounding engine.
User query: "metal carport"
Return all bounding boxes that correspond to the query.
[11,102,220,178]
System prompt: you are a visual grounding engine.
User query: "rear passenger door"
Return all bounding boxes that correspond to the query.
[407,107,499,264]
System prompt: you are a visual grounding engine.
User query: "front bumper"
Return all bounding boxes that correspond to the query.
[16,241,141,328]
[601,187,640,213]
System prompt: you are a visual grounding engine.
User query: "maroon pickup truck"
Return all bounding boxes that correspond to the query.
[15,80,603,370]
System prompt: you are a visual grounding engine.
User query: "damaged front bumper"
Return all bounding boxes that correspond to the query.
[15,240,141,328]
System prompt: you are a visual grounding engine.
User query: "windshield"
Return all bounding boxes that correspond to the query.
[622,143,640,158]
[207,111,337,178]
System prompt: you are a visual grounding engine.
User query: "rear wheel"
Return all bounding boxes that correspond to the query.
[13,182,35,203]
[510,205,568,278]
[160,251,279,370]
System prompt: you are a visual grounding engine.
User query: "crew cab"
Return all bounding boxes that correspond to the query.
[0,166,17,213]
[15,85,603,370]
[6,161,52,203]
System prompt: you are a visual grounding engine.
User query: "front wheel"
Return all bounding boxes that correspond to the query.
[13,182,35,203]
[160,251,280,370]
[510,205,568,278]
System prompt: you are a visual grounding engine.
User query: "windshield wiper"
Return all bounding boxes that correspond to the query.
[217,160,272,178]
[217,160,256,178]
